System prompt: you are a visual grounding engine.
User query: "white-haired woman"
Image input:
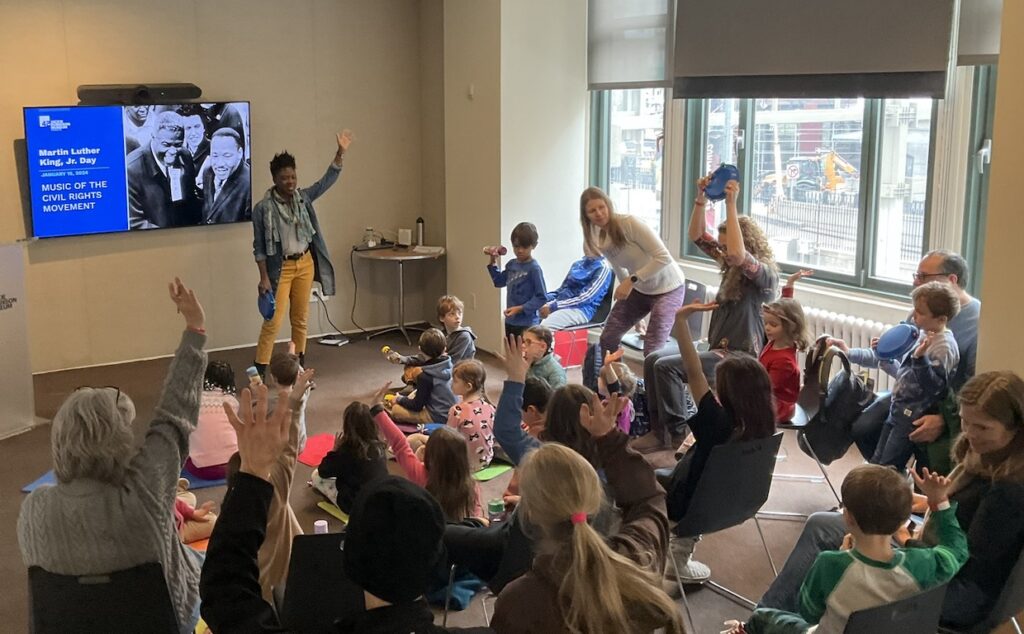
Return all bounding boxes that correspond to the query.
[18,278,208,634]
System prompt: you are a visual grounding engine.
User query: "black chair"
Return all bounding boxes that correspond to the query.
[621,278,707,352]
[764,336,843,521]
[556,278,614,369]
[939,547,1024,634]
[276,532,365,633]
[28,562,178,634]
[667,432,784,632]
[844,583,947,633]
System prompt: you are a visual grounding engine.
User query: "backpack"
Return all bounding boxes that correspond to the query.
[628,378,652,438]
[800,336,876,465]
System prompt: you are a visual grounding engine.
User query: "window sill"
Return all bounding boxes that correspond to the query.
[676,257,912,325]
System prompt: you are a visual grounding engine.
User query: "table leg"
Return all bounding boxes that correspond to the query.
[397,260,410,345]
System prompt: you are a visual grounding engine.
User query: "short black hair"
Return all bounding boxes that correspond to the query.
[270,151,296,177]
[926,249,969,288]
[511,222,539,249]
[211,127,243,149]
[523,377,552,413]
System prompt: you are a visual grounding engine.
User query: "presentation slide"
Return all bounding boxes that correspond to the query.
[25,106,129,238]
[24,102,251,239]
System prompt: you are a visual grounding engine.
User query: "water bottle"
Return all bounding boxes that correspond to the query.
[363,227,376,248]
[314,519,328,534]
[415,217,424,246]
[246,366,263,386]
[487,499,506,524]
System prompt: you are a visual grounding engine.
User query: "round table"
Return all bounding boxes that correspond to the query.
[353,246,446,345]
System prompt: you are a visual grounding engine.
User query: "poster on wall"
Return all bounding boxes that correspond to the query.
[0,243,36,439]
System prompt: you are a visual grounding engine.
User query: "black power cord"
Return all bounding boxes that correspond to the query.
[347,246,371,336]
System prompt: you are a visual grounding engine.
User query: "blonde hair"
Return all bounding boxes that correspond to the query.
[51,388,137,484]
[580,187,626,258]
[716,216,777,303]
[953,371,1024,483]
[607,361,638,397]
[763,298,811,351]
[911,280,961,321]
[518,444,684,634]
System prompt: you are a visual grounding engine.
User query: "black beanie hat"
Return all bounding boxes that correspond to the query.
[343,475,447,604]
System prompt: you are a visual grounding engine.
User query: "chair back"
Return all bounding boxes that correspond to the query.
[280,532,365,633]
[589,278,614,325]
[681,279,708,335]
[844,583,947,633]
[675,432,783,537]
[28,562,177,634]
[971,545,1024,633]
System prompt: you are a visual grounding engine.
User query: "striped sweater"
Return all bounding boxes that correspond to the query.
[18,330,207,633]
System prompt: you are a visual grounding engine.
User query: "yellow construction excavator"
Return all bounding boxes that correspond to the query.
[755,150,860,202]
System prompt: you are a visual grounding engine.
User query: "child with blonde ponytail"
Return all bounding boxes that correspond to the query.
[491,394,685,634]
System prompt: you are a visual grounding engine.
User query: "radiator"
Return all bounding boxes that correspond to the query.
[801,307,895,393]
[700,284,897,393]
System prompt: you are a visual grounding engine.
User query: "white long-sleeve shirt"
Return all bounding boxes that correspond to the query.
[591,215,684,295]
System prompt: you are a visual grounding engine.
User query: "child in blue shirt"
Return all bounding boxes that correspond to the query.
[487,222,548,337]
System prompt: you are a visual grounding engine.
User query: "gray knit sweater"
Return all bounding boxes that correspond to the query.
[18,330,207,632]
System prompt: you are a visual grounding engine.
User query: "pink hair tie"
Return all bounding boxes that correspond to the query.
[570,512,588,525]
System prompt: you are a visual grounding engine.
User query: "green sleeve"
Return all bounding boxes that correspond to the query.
[900,504,969,587]
[745,608,812,634]
[798,551,853,625]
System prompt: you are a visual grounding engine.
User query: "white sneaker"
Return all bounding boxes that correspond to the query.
[677,558,711,584]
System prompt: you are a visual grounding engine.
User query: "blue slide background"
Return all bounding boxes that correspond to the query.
[24,106,128,238]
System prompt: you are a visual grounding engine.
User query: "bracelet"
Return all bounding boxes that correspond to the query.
[928,499,951,512]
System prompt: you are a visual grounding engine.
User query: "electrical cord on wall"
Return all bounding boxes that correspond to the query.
[347,246,372,335]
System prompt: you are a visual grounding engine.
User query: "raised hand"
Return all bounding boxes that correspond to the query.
[223,384,291,481]
[913,332,935,358]
[676,301,718,319]
[579,392,626,439]
[169,277,205,331]
[337,129,353,154]
[503,334,529,383]
[786,269,814,288]
[911,467,952,506]
[604,348,624,366]
[370,381,393,406]
[724,179,740,206]
[293,368,316,399]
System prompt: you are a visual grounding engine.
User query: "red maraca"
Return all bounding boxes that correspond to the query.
[482,246,508,256]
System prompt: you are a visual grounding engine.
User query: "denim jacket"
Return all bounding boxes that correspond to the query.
[252,163,341,295]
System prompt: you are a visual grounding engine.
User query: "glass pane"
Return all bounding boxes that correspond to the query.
[749,98,865,276]
[872,99,933,283]
[701,99,741,231]
[608,88,665,232]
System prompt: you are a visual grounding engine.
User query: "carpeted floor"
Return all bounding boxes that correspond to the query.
[3,332,869,632]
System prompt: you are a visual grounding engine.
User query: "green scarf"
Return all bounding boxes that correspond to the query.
[263,187,316,257]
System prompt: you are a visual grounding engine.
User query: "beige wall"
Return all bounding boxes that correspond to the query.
[500,0,588,322]
[0,0,441,372]
[976,0,1022,374]
[442,0,503,353]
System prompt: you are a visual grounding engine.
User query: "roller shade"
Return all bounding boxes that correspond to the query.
[958,0,1001,65]
[588,0,674,89]
[673,0,955,98]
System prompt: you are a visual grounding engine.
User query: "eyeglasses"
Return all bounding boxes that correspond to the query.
[912,272,948,282]
[76,385,122,403]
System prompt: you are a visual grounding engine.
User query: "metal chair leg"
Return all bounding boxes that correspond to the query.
[480,591,495,626]
[798,431,841,506]
[667,547,697,634]
[1013,616,1022,634]
[442,564,456,627]
[754,517,778,577]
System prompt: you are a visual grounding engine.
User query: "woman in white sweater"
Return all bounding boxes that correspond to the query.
[18,279,208,634]
[580,187,685,357]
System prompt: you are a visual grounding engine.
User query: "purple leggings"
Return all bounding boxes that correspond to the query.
[600,285,686,357]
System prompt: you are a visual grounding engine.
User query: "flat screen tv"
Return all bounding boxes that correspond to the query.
[23,102,251,238]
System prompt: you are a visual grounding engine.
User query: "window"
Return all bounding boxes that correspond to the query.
[681,96,935,291]
[592,88,666,232]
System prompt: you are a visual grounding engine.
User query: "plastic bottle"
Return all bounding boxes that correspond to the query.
[487,499,506,524]
[246,366,263,386]
[314,519,329,534]
[415,217,424,246]
[363,227,376,248]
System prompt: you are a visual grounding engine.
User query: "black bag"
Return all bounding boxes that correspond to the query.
[801,338,876,465]
[582,342,601,392]
[628,378,652,438]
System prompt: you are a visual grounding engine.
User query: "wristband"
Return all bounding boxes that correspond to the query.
[928,499,951,512]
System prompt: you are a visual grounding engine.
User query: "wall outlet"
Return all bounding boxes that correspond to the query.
[310,288,328,303]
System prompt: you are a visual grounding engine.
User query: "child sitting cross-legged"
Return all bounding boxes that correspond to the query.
[446,359,496,471]
[727,464,968,634]
[310,401,389,513]
[522,325,567,389]
[372,382,484,522]
[384,328,457,426]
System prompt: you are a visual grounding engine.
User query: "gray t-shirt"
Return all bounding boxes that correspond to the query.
[707,259,779,354]
[947,297,980,391]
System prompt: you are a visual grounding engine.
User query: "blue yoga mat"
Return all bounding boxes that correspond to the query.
[24,468,226,493]
[22,470,56,493]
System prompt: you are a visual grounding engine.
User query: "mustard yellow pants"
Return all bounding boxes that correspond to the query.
[256,251,315,363]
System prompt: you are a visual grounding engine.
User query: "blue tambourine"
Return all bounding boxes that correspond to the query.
[876,322,921,360]
[258,290,276,321]
[705,163,741,201]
